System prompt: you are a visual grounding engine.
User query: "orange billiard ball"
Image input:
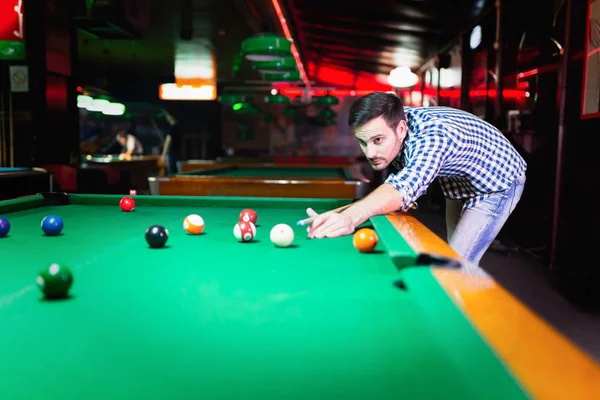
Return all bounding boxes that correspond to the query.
[183,214,204,235]
[353,228,378,253]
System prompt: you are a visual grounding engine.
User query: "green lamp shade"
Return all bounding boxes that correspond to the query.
[265,93,290,105]
[315,93,340,106]
[263,70,301,82]
[318,107,337,118]
[293,116,307,124]
[219,94,244,104]
[233,102,261,115]
[281,107,298,116]
[241,33,291,62]
[254,56,296,73]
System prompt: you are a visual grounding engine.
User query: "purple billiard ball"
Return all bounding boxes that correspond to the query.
[0,216,10,238]
[41,215,63,236]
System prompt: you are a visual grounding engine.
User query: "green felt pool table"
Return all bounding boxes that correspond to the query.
[149,165,368,199]
[0,193,598,400]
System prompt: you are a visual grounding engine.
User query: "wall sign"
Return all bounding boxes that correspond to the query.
[0,0,25,60]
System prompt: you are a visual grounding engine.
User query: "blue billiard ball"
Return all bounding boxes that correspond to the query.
[0,216,10,238]
[41,215,63,236]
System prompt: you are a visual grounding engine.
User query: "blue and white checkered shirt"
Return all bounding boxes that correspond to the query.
[385,106,527,211]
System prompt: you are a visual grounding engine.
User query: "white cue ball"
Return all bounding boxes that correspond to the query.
[269,223,294,247]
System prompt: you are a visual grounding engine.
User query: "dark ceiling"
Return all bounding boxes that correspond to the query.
[281,0,494,83]
[75,0,496,91]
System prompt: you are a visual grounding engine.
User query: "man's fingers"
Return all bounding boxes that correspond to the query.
[311,212,333,230]
[324,226,354,238]
[306,207,318,217]
[308,213,334,238]
[311,216,340,238]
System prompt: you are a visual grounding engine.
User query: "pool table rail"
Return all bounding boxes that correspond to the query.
[382,211,600,399]
[148,168,368,199]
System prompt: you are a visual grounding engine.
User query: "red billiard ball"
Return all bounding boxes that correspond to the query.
[120,196,135,212]
[239,208,257,224]
[233,221,256,242]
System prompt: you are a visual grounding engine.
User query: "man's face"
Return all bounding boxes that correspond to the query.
[117,137,126,146]
[354,116,407,170]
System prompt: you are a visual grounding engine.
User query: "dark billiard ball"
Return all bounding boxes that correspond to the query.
[36,263,73,299]
[0,216,10,238]
[145,225,169,248]
[41,215,63,236]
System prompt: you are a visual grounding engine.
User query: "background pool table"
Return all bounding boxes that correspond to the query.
[0,167,53,200]
[177,158,355,173]
[0,193,598,399]
[149,165,368,199]
[82,154,162,192]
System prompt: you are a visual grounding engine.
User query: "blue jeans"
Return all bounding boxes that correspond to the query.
[445,174,526,265]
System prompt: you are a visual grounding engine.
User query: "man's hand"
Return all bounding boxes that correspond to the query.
[306,208,355,239]
[305,183,405,240]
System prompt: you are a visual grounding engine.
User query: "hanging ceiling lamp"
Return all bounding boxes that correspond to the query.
[281,107,298,116]
[317,107,337,119]
[218,93,244,105]
[263,70,301,82]
[253,56,296,74]
[241,33,291,62]
[232,102,261,115]
[265,92,290,105]
[314,92,339,106]
[388,66,419,88]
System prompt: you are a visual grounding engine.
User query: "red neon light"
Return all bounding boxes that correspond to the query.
[517,68,539,79]
[271,0,309,86]
[309,64,392,91]
[278,89,376,97]
[0,0,24,41]
[278,88,528,99]
[588,47,600,57]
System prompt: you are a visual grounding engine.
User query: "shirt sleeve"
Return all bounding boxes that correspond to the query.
[384,125,452,211]
[126,135,135,152]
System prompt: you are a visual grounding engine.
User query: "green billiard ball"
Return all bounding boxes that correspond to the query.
[36,263,73,299]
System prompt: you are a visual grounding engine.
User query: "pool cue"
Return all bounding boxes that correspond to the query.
[296,203,353,226]
[296,201,417,227]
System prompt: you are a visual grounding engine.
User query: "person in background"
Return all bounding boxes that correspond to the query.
[117,131,144,158]
[160,112,181,174]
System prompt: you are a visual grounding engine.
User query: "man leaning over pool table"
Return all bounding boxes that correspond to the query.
[306,91,527,265]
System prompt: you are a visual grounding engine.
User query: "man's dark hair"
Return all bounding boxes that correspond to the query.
[348,92,405,130]
[117,131,128,139]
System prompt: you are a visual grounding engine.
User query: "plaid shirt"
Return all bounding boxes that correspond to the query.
[385,106,527,211]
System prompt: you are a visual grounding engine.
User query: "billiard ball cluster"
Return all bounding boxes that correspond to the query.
[232,208,296,247]
[0,214,65,237]
[0,197,379,302]
[0,214,69,298]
